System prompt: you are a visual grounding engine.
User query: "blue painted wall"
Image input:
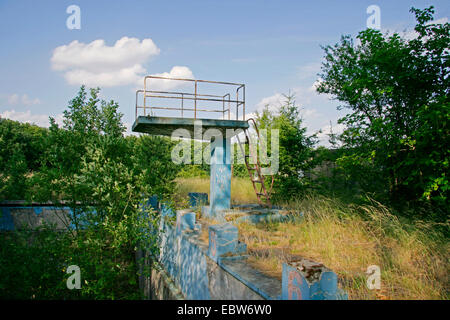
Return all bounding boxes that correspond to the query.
[158,205,211,299]
[0,205,75,231]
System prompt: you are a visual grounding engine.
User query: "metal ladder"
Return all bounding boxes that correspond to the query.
[236,118,274,207]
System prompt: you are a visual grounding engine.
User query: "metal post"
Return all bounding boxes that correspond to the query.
[194,80,197,119]
[228,95,230,120]
[143,78,147,116]
[243,85,246,121]
[181,93,184,118]
[135,90,138,120]
[227,94,231,120]
[236,90,239,120]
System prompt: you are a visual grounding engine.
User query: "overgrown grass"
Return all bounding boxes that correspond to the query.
[239,195,449,300]
[175,177,257,206]
[177,177,449,300]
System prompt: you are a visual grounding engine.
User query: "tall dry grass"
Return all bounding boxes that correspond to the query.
[176,177,449,299]
[239,195,449,300]
[175,177,257,206]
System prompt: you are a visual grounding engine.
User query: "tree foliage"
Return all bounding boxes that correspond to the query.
[0,86,179,299]
[255,93,316,201]
[0,119,48,200]
[317,6,449,214]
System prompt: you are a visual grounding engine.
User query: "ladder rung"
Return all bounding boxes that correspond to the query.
[245,119,273,208]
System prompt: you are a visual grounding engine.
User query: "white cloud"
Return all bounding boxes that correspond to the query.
[302,108,320,119]
[7,94,41,106]
[0,109,63,127]
[255,85,328,114]
[146,66,194,91]
[255,93,284,113]
[51,37,160,72]
[64,64,146,87]
[316,122,346,146]
[51,37,194,88]
[253,81,347,146]
[297,62,321,80]
[432,17,449,25]
[7,94,19,105]
[383,16,448,41]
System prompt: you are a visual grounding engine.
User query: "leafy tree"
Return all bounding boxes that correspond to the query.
[0,228,74,299]
[317,6,449,214]
[130,134,180,198]
[0,119,48,200]
[1,86,179,299]
[0,146,28,200]
[255,93,317,201]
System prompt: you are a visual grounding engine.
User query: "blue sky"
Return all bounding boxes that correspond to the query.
[0,0,448,143]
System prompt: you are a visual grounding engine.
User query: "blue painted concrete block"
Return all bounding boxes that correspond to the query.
[176,211,197,234]
[209,137,231,217]
[281,260,346,300]
[281,263,311,300]
[147,195,159,211]
[208,223,240,261]
[188,193,208,208]
[182,212,196,230]
[157,204,211,300]
[316,271,338,300]
[161,204,176,219]
[0,208,15,231]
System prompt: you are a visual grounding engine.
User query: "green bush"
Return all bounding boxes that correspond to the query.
[317,6,449,216]
[0,86,179,299]
[255,93,317,202]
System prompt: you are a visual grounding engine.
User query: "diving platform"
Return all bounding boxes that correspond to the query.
[131,76,249,137]
[132,76,250,217]
[132,116,249,137]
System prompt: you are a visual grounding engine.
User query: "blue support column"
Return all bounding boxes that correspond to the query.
[209,136,231,217]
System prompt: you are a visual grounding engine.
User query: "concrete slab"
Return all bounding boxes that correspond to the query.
[132,116,249,138]
[219,258,282,300]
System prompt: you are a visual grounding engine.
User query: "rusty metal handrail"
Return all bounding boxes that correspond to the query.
[136,76,245,121]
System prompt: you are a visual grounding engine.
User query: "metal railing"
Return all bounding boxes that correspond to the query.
[135,76,245,121]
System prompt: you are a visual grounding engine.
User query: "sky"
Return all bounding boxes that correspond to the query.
[0,0,448,144]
